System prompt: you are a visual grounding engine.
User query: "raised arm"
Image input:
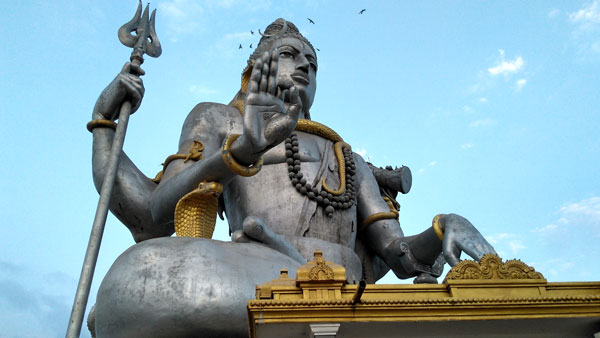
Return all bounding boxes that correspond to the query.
[149,49,302,225]
[90,62,172,242]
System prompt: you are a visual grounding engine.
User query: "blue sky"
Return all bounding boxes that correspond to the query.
[1,1,599,337]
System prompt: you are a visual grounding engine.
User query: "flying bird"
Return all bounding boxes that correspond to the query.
[316,48,320,51]
[307,18,315,24]
[359,9,366,14]
[239,44,242,49]
[250,30,254,35]
[249,43,253,48]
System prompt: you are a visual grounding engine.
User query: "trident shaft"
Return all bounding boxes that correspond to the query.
[66,2,161,337]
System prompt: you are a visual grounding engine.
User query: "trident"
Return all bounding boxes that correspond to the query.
[66,2,161,337]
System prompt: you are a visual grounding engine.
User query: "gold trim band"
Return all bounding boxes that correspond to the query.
[87,119,117,132]
[359,211,399,232]
[432,214,446,241]
[221,134,263,177]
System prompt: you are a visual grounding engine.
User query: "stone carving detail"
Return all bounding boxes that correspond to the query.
[308,255,335,281]
[445,254,545,281]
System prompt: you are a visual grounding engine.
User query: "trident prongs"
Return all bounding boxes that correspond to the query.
[118,0,162,64]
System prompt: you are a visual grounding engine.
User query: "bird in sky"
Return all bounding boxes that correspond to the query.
[316,48,320,51]
[359,9,366,14]
[250,30,254,35]
[239,44,242,49]
[249,43,253,48]
[307,18,315,24]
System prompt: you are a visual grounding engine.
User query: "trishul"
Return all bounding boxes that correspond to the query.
[118,1,162,64]
[66,2,161,337]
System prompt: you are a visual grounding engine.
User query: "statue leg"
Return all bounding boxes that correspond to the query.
[94,237,301,338]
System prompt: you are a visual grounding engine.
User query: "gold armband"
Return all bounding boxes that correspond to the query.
[86,119,117,132]
[221,134,263,177]
[359,212,399,232]
[432,214,446,241]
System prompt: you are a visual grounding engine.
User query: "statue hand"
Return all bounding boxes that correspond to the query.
[233,50,302,164]
[440,214,496,266]
[92,62,145,121]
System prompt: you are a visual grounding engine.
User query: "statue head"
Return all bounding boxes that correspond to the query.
[237,18,317,117]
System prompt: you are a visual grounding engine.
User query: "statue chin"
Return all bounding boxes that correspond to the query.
[94,237,302,338]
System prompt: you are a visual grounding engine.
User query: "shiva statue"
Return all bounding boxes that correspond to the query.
[88,19,496,338]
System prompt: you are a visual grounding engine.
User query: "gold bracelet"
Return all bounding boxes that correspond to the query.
[432,214,446,241]
[87,119,117,132]
[221,134,263,177]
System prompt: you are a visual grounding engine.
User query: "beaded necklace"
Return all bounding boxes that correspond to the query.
[285,129,357,217]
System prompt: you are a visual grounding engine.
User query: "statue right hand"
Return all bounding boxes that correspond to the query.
[232,50,302,164]
[92,62,145,121]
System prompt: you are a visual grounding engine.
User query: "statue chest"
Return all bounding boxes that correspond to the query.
[223,135,357,249]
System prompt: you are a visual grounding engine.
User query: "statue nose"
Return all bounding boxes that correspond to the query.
[296,55,310,73]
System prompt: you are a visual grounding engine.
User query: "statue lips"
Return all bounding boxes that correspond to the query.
[291,71,310,85]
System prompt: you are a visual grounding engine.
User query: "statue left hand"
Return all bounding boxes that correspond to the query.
[440,213,496,266]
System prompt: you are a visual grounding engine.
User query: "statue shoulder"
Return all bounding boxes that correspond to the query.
[179,102,242,145]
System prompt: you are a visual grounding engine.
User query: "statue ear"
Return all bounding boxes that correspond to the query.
[241,61,254,93]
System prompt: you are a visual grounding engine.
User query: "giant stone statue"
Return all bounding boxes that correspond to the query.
[88,18,496,338]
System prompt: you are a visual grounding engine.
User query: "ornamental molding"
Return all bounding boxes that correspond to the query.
[444,254,545,282]
[308,256,335,281]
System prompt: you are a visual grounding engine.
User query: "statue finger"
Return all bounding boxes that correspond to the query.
[267,48,279,96]
[259,51,270,93]
[121,80,142,103]
[248,57,263,94]
[129,63,145,76]
[460,240,487,262]
[443,239,461,267]
[286,86,302,121]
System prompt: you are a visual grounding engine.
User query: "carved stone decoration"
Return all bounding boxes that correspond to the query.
[444,254,545,281]
[308,255,335,281]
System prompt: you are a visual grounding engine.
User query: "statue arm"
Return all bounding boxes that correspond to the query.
[354,154,443,278]
[91,116,173,242]
[148,103,246,226]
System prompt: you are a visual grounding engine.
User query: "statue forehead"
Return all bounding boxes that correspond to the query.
[261,37,316,60]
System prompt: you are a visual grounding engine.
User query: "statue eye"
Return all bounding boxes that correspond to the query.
[279,51,294,58]
[310,63,317,71]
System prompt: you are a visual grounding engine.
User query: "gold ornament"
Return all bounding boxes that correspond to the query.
[174,181,223,238]
[444,253,545,282]
[432,214,445,241]
[86,119,117,132]
[221,134,264,177]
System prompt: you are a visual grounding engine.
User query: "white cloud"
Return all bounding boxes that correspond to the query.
[429,161,437,166]
[189,84,217,96]
[548,8,561,19]
[516,78,527,91]
[224,32,253,41]
[461,143,474,149]
[488,55,525,76]
[569,0,600,26]
[469,118,496,128]
[355,148,368,157]
[462,105,474,113]
[417,168,425,174]
[534,197,600,237]
[485,233,526,257]
[478,97,488,103]
[568,1,600,54]
[158,0,206,39]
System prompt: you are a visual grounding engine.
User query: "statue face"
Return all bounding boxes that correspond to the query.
[271,37,317,112]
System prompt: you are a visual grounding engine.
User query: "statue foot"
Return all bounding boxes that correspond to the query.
[232,215,307,264]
